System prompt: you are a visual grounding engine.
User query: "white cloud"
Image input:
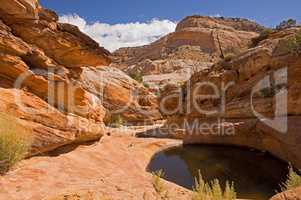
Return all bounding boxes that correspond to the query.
[210,14,222,18]
[59,14,177,52]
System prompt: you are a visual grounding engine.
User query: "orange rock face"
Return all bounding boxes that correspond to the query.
[271,187,301,200]
[0,135,190,200]
[0,88,105,155]
[0,0,118,154]
[157,28,301,199]
[114,16,261,66]
[112,15,261,91]
[0,0,163,155]
[78,66,162,124]
[0,0,301,199]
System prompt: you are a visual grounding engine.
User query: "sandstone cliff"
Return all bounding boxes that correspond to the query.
[0,1,300,200]
[157,26,301,200]
[0,0,161,155]
[112,15,262,90]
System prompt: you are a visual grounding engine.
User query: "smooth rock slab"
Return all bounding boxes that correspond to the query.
[0,135,189,200]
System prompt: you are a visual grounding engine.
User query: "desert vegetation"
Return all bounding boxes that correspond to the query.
[151,170,170,200]
[280,166,301,192]
[276,19,297,30]
[130,70,144,83]
[0,113,32,174]
[150,170,236,200]
[251,28,274,47]
[107,114,125,128]
[192,172,236,200]
[286,29,301,55]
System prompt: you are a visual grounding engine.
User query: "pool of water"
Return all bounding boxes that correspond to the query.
[147,145,289,200]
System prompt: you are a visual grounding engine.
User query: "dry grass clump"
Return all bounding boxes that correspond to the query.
[151,170,169,199]
[150,170,236,200]
[192,171,236,200]
[223,53,236,62]
[107,114,124,128]
[0,113,32,174]
[280,166,301,192]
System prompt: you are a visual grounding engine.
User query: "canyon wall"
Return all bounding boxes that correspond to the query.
[0,0,161,155]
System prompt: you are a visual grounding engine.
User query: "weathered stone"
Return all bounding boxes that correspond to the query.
[112,16,260,90]
[79,66,162,124]
[161,28,301,172]
[0,136,190,200]
[0,88,105,155]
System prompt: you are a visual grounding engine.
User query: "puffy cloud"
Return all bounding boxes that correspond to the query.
[59,14,177,52]
[211,14,222,18]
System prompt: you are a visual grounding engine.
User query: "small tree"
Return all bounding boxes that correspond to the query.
[143,82,150,88]
[276,19,297,30]
[283,29,301,55]
[252,28,274,47]
[130,70,143,83]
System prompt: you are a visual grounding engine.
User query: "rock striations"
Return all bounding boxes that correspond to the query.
[0,0,161,155]
[112,15,262,90]
[0,1,300,200]
[157,26,301,199]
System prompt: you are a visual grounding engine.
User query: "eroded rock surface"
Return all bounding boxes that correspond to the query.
[0,135,189,200]
[78,66,162,124]
[156,27,301,200]
[112,16,261,90]
[0,0,160,155]
[0,1,301,200]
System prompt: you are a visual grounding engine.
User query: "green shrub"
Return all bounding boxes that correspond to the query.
[280,166,301,192]
[130,70,143,83]
[260,87,275,98]
[0,114,32,174]
[192,172,236,200]
[285,30,301,55]
[143,82,150,88]
[252,29,274,47]
[223,53,236,62]
[108,115,124,128]
[276,19,297,30]
[221,47,240,63]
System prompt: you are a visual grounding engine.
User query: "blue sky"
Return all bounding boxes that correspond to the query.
[40,0,300,27]
[40,0,301,51]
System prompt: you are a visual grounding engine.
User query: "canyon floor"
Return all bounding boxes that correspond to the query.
[0,127,191,200]
[0,0,301,200]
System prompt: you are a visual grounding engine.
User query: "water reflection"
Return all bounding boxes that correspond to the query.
[147,145,289,200]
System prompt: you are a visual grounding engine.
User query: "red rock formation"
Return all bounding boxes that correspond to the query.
[112,16,261,91]
[0,0,160,155]
[0,135,190,200]
[158,27,301,200]
[78,66,162,124]
[113,15,261,66]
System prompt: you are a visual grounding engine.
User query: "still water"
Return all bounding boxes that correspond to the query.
[148,145,289,200]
